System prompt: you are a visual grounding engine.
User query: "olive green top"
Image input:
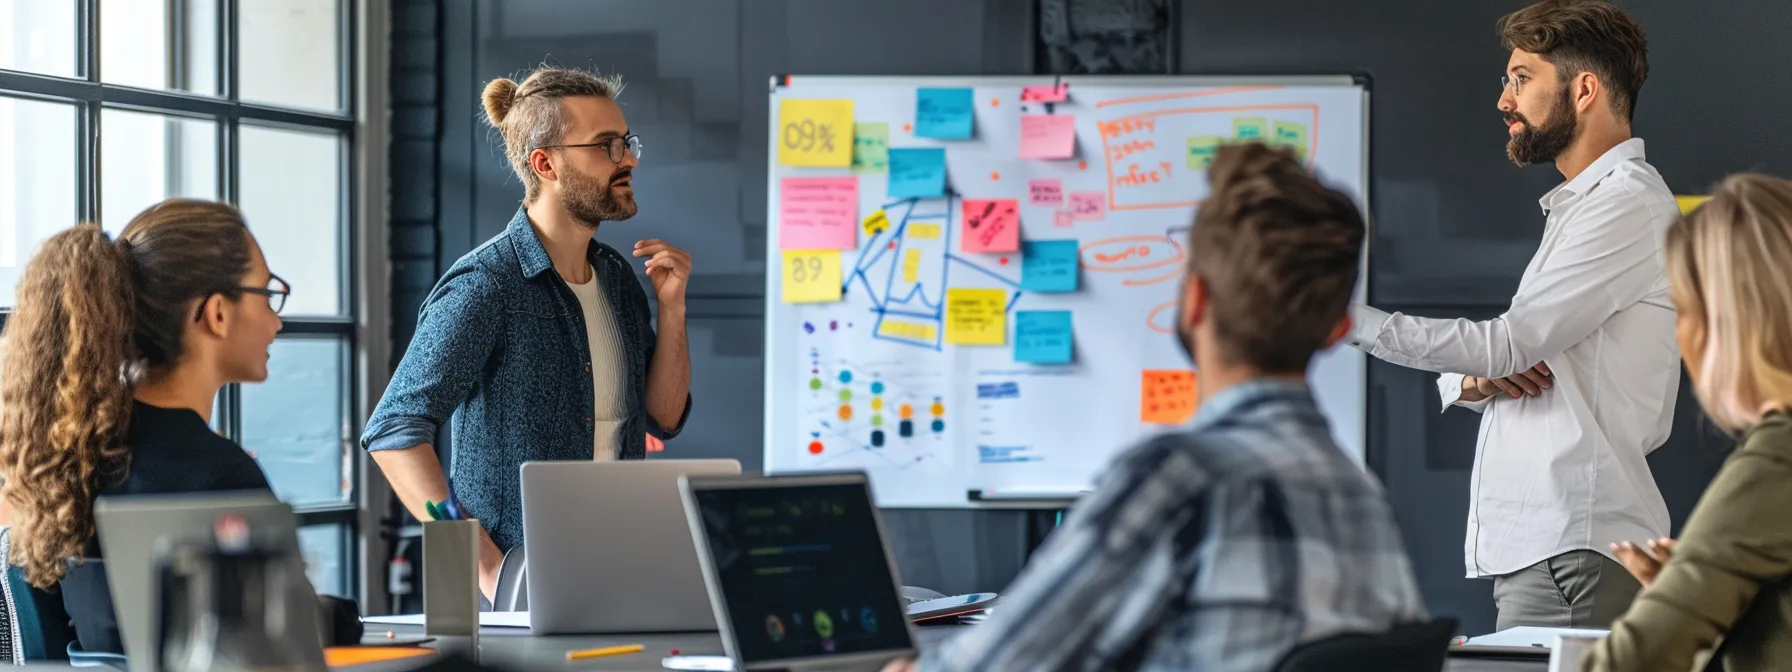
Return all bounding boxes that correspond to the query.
[1586,411,1792,672]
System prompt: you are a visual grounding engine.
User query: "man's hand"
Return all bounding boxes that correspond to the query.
[1612,537,1676,588]
[1460,362,1553,402]
[634,239,692,307]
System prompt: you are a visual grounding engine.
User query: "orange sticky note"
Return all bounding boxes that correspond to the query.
[1141,370,1198,425]
[961,199,1021,253]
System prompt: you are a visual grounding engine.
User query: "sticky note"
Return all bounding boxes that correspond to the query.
[1014,311,1073,364]
[879,319,937,342]
[902,248,921,283]
[915,88,975,139]
[908,223,942,239]
[961,199,1021,253]
[945,288,1007,345]
[1020,84,1068,103]
[1141,370,1198,424]
[862,209,890,237]
[1018,115,1076,159]
[1187,136,1223,170]
[1020,240,1079,293]
[1029,179,1063,207]
[779,177,858,250]
[1677,195,1710,214]
[781,250,843,303]
[1070,192,1105,220]
[1053,210,1074,228]
[777,99,854,167]
[852,122,890,173]
[1272,121,1308,159]
[888,148,947,198]
[1232,117,1267,142]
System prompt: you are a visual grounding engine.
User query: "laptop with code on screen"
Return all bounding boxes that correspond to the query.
[679,472,918,671]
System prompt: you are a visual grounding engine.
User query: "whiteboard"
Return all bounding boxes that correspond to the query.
[763,75,1370,508]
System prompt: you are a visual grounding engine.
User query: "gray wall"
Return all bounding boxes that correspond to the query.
[389,0,1792,634]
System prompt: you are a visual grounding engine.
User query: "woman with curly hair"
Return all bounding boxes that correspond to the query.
[0,198,286,654]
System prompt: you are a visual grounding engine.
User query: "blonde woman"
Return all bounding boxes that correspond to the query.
[1586,174,1792,671]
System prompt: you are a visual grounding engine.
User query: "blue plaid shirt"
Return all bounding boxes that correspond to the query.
[922,379,1426,672]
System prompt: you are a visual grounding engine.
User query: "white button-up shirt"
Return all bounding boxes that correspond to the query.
[1348,138,1681,577]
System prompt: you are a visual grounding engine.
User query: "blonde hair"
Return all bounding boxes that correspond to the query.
[1666,173,1792,433]
[481,67,625,204]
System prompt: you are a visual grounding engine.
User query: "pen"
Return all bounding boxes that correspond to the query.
[424,500,441,521]
[565,644,644,661]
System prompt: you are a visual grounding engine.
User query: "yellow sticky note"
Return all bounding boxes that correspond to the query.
[778,99,854,167]
[1233,117,1267,141]
[1676,195,1710,214]
[862,209,890,237]
[908,223,942,239]
[946,288,1007,345]
[902,248,921,283]
[878,319,937,342]
[781,249,843,303]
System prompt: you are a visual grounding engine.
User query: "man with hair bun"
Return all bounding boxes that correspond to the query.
[885,143,1425,672]
[363,66,693,601]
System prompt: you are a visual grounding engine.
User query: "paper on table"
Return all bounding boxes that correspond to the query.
[361,612,533,628]
[1464,626,1609,649]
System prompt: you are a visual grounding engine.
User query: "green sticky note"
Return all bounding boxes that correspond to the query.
[1187,136,1223,170]
[853,122,889,173]
[1233,117,1266,141]
[1272,121,1309,159]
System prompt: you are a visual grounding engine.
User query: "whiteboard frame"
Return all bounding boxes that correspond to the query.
[763,74,1373,509]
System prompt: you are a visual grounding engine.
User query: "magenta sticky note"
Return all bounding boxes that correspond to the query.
[1028,179,1063,207]
[1070,192,1105,221]
[961,199,1021,253]
[779,177,859,249]
[1018,115,1076,159]
[1020,84,1068,103]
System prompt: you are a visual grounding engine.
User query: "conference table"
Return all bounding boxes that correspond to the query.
[354,622,1551,672]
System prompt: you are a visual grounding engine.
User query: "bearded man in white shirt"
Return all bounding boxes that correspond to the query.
[1348,0,1678,630]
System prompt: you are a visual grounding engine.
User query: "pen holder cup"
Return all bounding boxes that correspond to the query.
[422,519,482,641]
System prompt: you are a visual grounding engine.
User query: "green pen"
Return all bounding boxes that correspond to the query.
[424,500,441,521]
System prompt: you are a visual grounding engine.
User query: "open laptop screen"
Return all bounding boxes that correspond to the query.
[688,480,913,663]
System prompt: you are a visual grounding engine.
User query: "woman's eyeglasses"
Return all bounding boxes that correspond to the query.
[192,273,291,321]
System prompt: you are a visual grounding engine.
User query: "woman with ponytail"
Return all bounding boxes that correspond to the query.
[0,198,287,654]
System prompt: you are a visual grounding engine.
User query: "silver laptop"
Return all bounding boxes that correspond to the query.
[93,492,322,672]
[520,458,742,634]
[679,472,918,671]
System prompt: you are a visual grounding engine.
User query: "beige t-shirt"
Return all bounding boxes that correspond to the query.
[564,266,627,460]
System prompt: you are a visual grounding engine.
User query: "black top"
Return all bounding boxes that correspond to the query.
[58,400,272,655]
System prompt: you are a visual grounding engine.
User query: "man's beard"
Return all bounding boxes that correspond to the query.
[1505,85,1579,167]
[562,162,638,226]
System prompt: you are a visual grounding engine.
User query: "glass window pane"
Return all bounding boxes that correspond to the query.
[242,337,347,506]
[237,0,340,110]
[100,0,220,94]
[298,524,348,598]
[238,124,342,316]
[100,109,218,231]
[0,0,77,78]
[0,97,78,308]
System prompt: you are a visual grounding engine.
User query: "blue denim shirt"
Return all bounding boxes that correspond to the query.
[362,208,691,550]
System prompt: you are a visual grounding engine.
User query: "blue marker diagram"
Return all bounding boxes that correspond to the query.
[845,194,1023,351]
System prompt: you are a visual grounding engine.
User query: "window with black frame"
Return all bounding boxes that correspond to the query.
[0,0,359,598]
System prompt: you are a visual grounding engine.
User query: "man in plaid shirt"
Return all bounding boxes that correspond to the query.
[887,143,1427,672]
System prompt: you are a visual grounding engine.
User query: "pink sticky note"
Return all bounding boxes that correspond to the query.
[1029,179,1063,207]
[1020,84,1069,103]
[1019,115,1077,159]
[1070,192,1105,221]
[1053,210,1074,228]
[779,177,859,249]
[961,199,1021,253]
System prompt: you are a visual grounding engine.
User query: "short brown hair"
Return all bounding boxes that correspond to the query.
[481,67,626,203]
[1498,0,1649,121]
[1188,143,1365,373]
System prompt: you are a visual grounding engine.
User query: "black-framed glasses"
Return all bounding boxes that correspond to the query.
[536,133,643,164]
[193,273,290,321]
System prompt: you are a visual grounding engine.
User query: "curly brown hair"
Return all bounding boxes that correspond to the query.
[1499,0,1649,122]
[0,199,252,588]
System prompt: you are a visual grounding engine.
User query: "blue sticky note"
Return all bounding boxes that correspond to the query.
[1021,240,1080,293]
[888,148,947,198]
[1014,311,1073,364]
[915,88,975,139]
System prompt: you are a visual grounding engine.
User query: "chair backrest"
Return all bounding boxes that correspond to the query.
[491,544,528,612]
[1274,617,1459,672]
[1,526,78,662]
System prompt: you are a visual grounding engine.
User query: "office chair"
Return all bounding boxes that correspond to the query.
[491,544,528,612]
[1274,617,1459,672]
